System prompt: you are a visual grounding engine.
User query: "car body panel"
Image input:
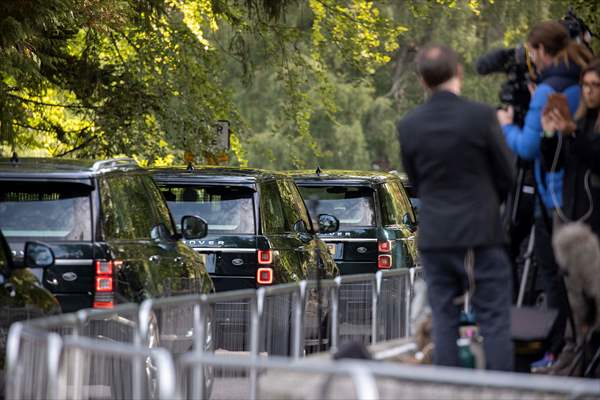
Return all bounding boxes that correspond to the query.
[0,229,60,371]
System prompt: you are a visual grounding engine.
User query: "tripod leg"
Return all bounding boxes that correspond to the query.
[584,337,600,377]
[517,225,536,307]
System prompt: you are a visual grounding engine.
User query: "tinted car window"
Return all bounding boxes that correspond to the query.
[260,181,287,234]
[159,184,255,235]
[0,182,92,240]
[142,178,175,236]
[379,181,413,226]
[299,186,376,228]
[101,174,160,240]
[278,180,312,232]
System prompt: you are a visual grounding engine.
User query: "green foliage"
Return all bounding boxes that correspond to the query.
[1,0,598,170]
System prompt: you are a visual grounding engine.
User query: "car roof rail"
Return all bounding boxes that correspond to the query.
[92,157,139,172]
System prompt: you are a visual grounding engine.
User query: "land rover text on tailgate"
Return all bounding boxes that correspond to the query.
[291,169,418,274]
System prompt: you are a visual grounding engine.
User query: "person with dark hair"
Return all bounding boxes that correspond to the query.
[397,44,515,371]
[542,58,600,233]
[542,59,600,375]
[497,21,593,369]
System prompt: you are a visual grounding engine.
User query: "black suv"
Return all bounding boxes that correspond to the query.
[151,166,339,292]
[0,158,213,313]
[291,170,418,274]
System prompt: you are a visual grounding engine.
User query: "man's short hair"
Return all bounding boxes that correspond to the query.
[416,44,459,89]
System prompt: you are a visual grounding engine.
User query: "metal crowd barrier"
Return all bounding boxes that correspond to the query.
[179,353,600,400]
[23,303,144,345]
[6,324,175,400]
[136,269,415,361]
[6,269,422,399]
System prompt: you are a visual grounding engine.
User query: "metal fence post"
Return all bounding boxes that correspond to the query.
[348,364,380,400]
[404,270,413,337]
[46,333,62,400]
[151,348,177,400]
[371,272,382,345]
[71,310,86,398]
[292,281,307,359]
[134,300,152,400]
[5,323,23,400]
[250,289,265,400]
[191,298,207,400]
[330,276,341,354]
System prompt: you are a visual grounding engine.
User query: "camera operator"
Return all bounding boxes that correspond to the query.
[497,20,593,369]
[541,59,600,234]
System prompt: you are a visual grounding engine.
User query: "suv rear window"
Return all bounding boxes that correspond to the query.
[299,186,376,228]
[0,181,92,240]
[159,185,255,235]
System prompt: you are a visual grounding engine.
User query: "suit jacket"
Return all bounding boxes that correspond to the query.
[397,90,515,250]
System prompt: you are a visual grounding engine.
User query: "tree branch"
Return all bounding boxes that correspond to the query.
[53,129,96,157]
[7,93,96,109]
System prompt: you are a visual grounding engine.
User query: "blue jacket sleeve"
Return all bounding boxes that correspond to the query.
[501,85,554,160]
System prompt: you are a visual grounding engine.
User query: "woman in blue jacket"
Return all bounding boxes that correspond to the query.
[497,20,592,369]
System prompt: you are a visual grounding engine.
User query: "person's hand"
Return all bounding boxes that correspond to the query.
[497,106,514,126]
[549,109,576,136]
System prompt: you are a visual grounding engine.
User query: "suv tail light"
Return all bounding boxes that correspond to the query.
[257,250,273,265]
[94,260,121,309]
[378,240,392,253]
[378,255,392,269]
[257,267,273,285]
[378,240,392,269]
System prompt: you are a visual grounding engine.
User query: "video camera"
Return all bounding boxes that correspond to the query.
[475,10,593,127]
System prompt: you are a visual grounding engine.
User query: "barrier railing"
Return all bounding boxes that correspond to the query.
[6,268,422,399]
[179,352,600,400]
[136,269,414,360]
[6,324,175,400]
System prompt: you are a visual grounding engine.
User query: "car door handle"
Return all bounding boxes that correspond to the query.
[149,255,161,263]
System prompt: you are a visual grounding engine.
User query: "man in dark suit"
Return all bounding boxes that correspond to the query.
[397,44,515,371]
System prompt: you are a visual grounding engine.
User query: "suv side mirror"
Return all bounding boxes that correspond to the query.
[24,242,55,268]
[293,220,309,234]
[318,214,339,234]
[181,215,208,240]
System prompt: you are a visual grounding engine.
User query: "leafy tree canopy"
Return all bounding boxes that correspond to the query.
[0,0,597,169]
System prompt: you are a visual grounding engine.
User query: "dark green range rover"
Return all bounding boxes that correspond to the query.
[291,170,418,274]
[0,158,212,313]
[152,166,339,292]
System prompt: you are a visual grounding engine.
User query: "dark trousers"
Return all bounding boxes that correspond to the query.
[421,245,514,371]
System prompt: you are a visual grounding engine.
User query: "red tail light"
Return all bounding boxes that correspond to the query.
[378,255,392,269]
[95,276,113,292]
[94,259,120,309]
[378,240,392,253]
[95,260,113,275]
[93,300,114,309]
[257,250,273,265]
[257,267,273,285]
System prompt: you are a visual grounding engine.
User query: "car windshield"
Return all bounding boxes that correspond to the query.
[0,181,92,240]
[298,185,376,228]
[159,184,256,235]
